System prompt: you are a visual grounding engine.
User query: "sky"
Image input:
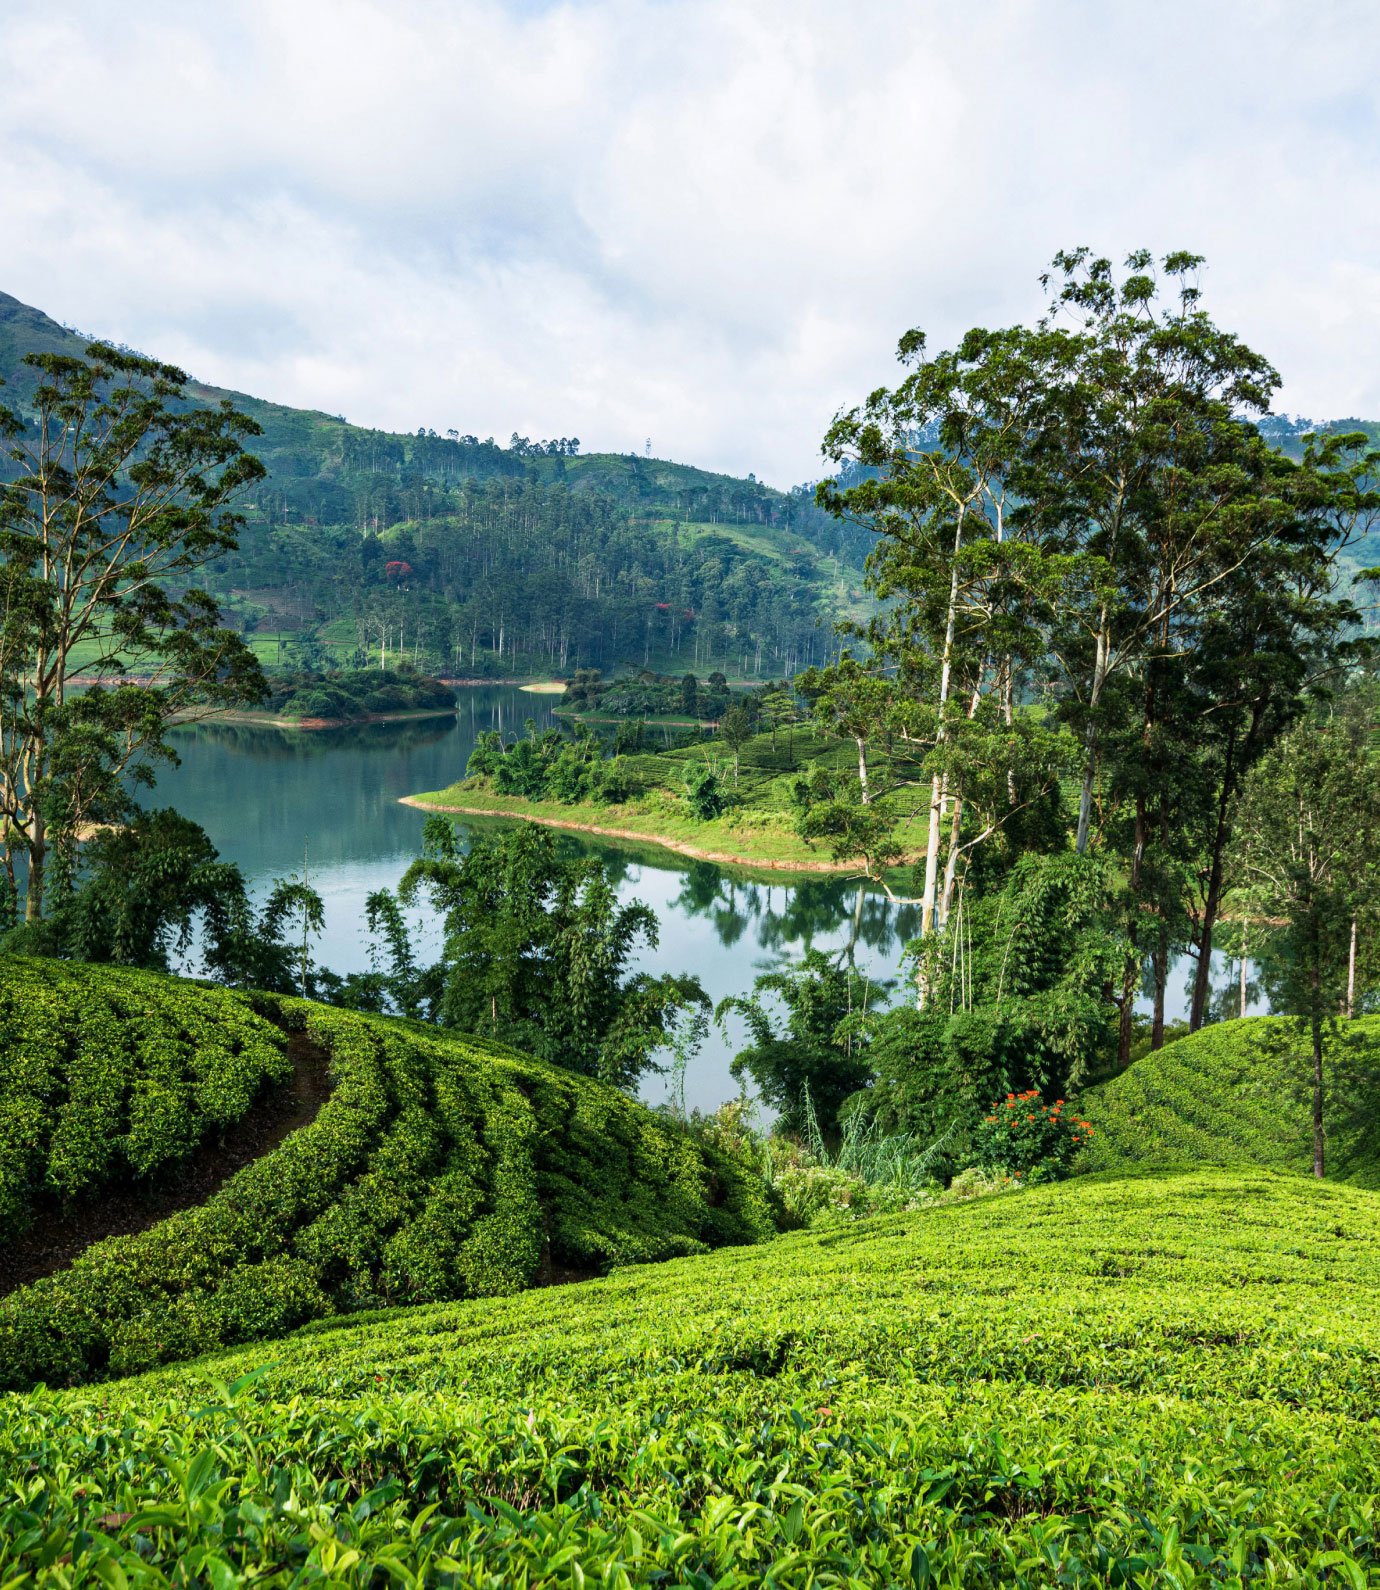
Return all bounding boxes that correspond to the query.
[3,0,1380,486]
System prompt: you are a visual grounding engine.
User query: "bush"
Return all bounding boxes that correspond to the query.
[0,957,288,1232]
[4,1170,1379,1583]
[683,758,728,819]
[0,965,775,1389]
[972,1088,1091,1182]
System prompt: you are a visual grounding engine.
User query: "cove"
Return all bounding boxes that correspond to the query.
[157,685,1264,1113]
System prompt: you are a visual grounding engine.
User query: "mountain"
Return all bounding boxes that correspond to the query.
[0,290,870,678]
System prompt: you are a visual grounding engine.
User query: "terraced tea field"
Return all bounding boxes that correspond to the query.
[2,1168,1378,1584]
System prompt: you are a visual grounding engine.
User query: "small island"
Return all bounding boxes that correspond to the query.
[214,667,457,729]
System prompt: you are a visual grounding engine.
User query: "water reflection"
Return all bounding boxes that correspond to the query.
[153,688,1262,1114]
[156,690,919,1111]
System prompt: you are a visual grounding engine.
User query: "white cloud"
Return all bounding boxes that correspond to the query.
[2,0,1379,482]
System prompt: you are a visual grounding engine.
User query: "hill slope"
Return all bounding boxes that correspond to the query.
[0,290,867,677]
[0,958,774,1390]
[1082,1015,1380,1186]
[4,1169,1378,1583]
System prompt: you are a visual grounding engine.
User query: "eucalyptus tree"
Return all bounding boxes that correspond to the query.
[1178,439,1376,1033]
[817,316,1074,991]
[0,344,266,922]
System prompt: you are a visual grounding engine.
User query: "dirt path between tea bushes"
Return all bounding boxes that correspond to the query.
[0,1031,334,1297]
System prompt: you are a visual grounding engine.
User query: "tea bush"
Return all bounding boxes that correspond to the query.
[0,967,774,1389]
[0,956,289,1230]
[1,1169,1378,1584]
[1083,1014,1380,1186]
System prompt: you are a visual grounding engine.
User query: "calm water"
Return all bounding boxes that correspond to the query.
[157,686,1262,1112]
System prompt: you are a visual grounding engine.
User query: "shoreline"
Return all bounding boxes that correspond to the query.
[398,795,918,875]
[175,706,459,731]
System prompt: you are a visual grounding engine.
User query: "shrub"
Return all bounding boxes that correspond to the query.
[972,1088,1091,1182]
[0,957,288,1231]
[3,1170,1379,1583]
[1082,1014,1380,1185]
[683,758,728,819]
[0,966,775,1389]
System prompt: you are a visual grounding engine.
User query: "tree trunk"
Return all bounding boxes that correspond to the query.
[1151,931,1167,1051]
[855,737,870,805]
[1310,921,1325,1178]
[1240,919,1248,1020]
[23,824,44,923]
[1190,818,1229,1031]
[1311,1002,1325,1179]
[939,796,963,929]
[1075,610,1111,855]
[1116,958,1137,1070]
[1347,914,1357,1019]
[919,515,965,983]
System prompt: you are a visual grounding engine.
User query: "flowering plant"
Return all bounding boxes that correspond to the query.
[972,1089,1093,1183]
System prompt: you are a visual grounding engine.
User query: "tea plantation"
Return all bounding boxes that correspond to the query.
[2,1168,1378,1585]
[1082,1015,1380,1186]
[3,965,1380,1585]
[0,959,774,1391]
[0,957,289,1236]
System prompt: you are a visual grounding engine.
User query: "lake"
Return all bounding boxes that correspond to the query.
[158,685,1263,1112]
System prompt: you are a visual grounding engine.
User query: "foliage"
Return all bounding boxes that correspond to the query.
[466,723,621,806]
[390,820,706,1087]
[0,962,774,1389]
[972,1088,1092,1183]
[715,949,882,1137]
[0,956,289,1233]
[682,756,728,819]
[815,248,1376,1038]
[3,1171,1380,1582]
[262,667,455,721]
[1232,712,1380,1173]
[858,852,1126,1154]
[582,670,735,721]
[0,809,330,996]
[1082,1014,1380,1187]
[0,340,267,923]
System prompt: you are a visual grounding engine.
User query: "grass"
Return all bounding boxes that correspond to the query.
[2,1168,1378,1583]
[1082,1015,1380,1188]
[410,726,931,874]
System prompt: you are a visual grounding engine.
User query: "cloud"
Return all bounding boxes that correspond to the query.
[2,0,1379,482]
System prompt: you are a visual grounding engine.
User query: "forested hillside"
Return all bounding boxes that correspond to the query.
[0,291,870,678]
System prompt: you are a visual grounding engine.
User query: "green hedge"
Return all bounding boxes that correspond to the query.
[0,970,775,1389]
[1082,1013,1380,1186]
[0,957,289,1231]
[2,1169,1379,1583]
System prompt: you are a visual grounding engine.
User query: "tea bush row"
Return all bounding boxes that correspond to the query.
[0,971,775,1389]
[0,957,289,1231]
[2,1169,1377,1585]
[1083,1015,1380,1186]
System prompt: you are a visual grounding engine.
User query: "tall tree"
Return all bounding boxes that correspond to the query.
[1232,713,1380,1177]
[0,344,266,923]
